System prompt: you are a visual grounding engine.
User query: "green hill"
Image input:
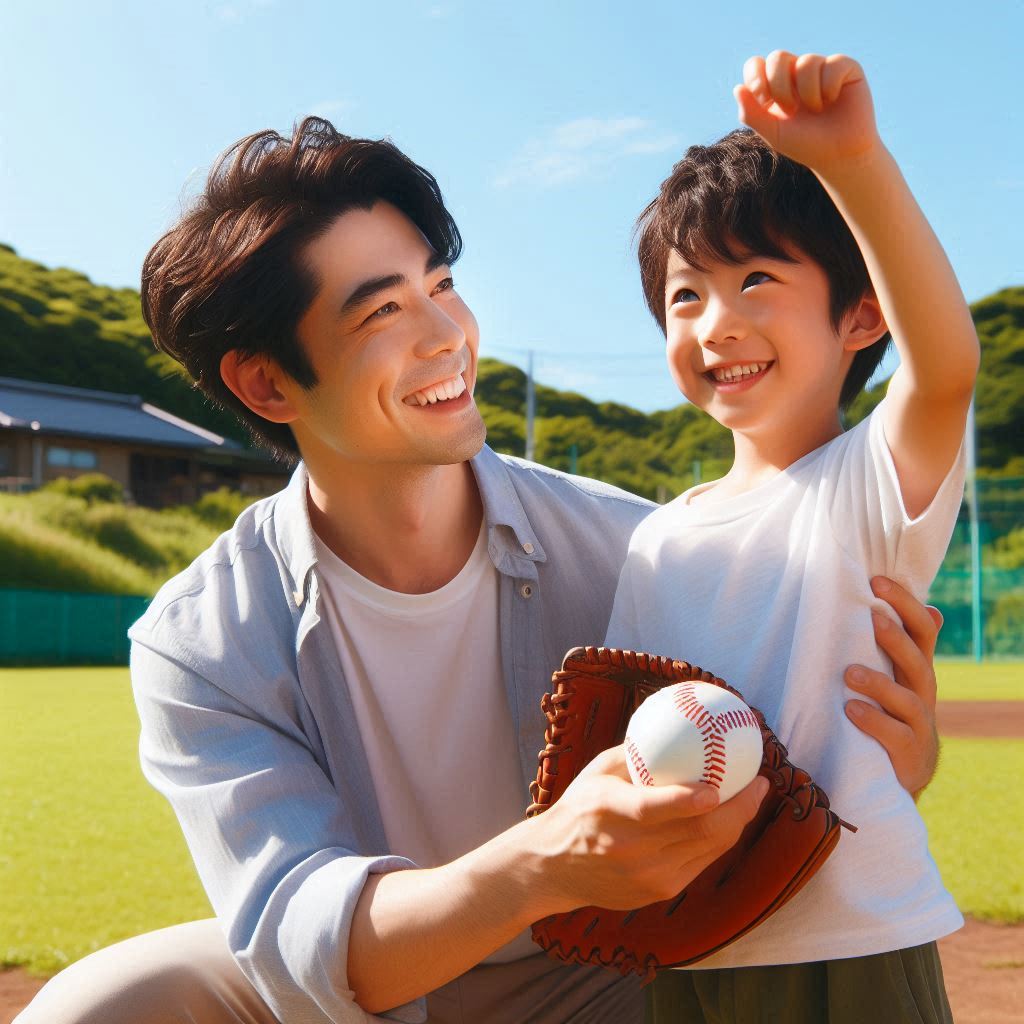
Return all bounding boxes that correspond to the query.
[2,242,1021,499]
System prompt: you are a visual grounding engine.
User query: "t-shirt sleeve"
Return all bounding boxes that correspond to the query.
[826,398,966,601]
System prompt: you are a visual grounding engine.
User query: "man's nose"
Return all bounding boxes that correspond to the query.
[413,296,466,358]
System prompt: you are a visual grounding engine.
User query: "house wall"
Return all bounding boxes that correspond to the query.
[0,429,287,504]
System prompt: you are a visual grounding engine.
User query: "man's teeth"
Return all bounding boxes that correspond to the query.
[710,362,770,383]
[408,374,467,406]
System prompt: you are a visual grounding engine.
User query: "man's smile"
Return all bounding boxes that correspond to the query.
[403,372,469,407]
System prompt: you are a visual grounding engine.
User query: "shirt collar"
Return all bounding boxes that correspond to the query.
[273,445,546,608]
[469,444,547,569]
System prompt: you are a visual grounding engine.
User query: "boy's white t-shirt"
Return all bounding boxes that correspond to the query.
[313,521,538,963]
[605,399,965,966]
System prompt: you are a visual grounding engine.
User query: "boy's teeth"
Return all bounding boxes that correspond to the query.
[711,362,768,382]
[407,374,467,406]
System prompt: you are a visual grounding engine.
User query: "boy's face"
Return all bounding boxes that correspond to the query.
[282,200,485,468]
[663,245,853,438]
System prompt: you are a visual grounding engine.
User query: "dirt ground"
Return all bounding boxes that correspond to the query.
[4,701,1021,1023]
[934,701,1024,739]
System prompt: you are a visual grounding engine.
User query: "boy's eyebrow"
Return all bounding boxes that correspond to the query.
[339,252,449,314]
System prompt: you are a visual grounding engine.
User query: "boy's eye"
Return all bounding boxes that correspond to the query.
[741,271,772,290]
[671,287,699,305]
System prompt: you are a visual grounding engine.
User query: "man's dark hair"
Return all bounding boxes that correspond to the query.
[635,128,890,409]
[141,117,463,461]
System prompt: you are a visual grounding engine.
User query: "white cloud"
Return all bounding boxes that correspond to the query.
[495,117,680,189]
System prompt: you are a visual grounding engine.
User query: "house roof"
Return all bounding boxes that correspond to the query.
[0,376,245,452]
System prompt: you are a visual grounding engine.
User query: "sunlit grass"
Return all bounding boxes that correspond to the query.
[935,660,1024,701]
[918,738,1024,922]
[0,668,211,975]
[1,667,1019,977]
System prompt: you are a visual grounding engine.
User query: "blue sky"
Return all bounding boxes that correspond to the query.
[1,0,1021,412]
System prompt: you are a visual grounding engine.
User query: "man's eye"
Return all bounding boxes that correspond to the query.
[742,271,772,290]
[366,301,399,322]
[433,276,454,295]
[671,287,699,305]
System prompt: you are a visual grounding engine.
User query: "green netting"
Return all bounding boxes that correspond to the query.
[0,589,149,665]
[930,477,1024,658]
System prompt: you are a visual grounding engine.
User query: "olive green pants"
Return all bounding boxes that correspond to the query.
[645,942,952,1024]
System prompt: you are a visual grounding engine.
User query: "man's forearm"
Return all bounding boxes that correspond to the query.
[347,817,547,1014]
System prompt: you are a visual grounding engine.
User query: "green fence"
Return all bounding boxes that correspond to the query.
[931,477,1024,658]
[0,589,149,665]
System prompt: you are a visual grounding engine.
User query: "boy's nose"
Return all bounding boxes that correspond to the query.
[698,298,745,347]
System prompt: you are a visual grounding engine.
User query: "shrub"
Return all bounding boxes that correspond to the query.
[45,473,124,504]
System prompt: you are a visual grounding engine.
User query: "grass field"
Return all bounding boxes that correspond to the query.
[2,662,1022,976]
[934,659,1024,701]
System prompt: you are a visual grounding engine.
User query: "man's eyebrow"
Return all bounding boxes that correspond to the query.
[340,272,406,315]
[339,252,450,315]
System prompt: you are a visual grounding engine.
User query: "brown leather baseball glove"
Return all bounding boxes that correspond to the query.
[525,646,854,982]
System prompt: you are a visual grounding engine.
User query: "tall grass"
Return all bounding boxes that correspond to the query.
[0,478,259,597]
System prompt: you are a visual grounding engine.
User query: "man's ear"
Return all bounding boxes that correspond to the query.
[841,294,888,353]
[220,350,300,424]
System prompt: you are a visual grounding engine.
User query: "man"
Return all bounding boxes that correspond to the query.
[17,119,947,1024]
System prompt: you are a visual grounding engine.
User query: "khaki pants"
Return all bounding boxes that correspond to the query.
[646,942,953,1024]
[15,918,644,1024]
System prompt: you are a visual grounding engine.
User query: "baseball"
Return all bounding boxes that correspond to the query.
[624,682,763,802]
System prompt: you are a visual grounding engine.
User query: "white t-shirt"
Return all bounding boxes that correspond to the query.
[313,521,538,963]
[605,401,965,966]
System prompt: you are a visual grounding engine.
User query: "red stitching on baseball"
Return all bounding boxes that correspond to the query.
[626,738,655,786]
[665,685,760,791]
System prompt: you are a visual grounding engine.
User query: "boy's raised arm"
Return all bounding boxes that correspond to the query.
[734,51,980,518]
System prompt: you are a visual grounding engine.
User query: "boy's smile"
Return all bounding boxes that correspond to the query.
[703,360,774,390]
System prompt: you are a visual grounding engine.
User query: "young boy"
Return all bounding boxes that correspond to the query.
[605,51,978,1022]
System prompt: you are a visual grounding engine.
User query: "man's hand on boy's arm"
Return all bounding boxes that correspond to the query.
[348,756,767,1014]
[735,50,980,520]
[844,576,943,798]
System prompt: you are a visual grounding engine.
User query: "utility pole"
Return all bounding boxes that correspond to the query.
[525,349,535,462]
[966,398,983,662]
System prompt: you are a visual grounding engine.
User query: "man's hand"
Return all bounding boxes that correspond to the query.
[528,744,769,914]
[734,51,881,174]
[844,576,943,798]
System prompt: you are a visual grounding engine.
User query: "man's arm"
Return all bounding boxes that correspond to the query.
[735,51,980,518]
[349,756,767,1013]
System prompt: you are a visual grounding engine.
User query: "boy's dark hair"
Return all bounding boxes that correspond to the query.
[141,117,463,461]
[636,128,890,409]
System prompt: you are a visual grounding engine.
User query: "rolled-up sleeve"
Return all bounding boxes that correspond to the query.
[129,639,424,1024]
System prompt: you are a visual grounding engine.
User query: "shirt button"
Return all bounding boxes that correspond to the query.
[520,583,534,599]
[523,541,535,554]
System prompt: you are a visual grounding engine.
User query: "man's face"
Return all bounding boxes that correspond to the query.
[286,201,485,468]
[662,245,851,438]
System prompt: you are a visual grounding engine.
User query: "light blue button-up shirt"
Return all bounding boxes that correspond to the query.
[128,445,653,1023]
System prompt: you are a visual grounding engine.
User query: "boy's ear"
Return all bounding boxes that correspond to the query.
[841,294,888,353]
[220,350,301,424]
